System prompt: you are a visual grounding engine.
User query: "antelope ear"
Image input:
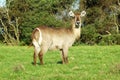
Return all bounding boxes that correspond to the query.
[69,11,75,17]
[80,11,86,17]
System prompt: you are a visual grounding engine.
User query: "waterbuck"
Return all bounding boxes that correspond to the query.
[32,11,86,65]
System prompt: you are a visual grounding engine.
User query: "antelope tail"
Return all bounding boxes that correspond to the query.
[32,28,42,54]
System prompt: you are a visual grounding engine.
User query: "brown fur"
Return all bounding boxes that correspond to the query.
[31,11,86,65]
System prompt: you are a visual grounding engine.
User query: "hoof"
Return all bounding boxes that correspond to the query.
[31,62,36,65]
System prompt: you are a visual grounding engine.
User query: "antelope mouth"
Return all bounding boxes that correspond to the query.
[75,21,81,28]
[75,24,80,28]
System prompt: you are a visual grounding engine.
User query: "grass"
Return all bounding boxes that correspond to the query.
[0,45,120,80]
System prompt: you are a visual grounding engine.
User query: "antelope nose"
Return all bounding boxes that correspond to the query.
[77,21,80,24]
[76,21,80,24]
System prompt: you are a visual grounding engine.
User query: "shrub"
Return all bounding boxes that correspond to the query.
[98,34,120,45]
[80,24,101,45]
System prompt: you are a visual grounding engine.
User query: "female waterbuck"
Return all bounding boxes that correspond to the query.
[32,11,86,65]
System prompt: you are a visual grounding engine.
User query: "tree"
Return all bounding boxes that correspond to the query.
[79,0,120,45]
[0,0,20,45]
[1,0,74,45]
[0,0,119,45]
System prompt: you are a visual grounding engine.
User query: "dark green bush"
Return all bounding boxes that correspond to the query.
[80,24,101,45]
[98,34,120,45]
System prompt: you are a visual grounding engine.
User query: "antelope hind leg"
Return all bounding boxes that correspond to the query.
[38,51,44,65]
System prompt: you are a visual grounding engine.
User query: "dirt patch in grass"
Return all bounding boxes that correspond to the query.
[109,63,120,74]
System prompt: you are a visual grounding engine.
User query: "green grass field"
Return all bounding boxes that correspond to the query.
[0,45,120,80]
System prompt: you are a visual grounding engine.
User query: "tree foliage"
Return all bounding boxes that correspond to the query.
[0,0,120,45]
[80,0,120,45]
[0,0,21,45]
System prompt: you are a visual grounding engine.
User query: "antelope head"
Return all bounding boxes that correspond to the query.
[69,11,86,28]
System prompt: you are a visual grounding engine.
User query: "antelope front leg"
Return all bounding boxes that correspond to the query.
[61,48,68,64]
[65,57,68,63]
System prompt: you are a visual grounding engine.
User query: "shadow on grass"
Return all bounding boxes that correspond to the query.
[31,62,42,65]
[57,61,63,64]
[31,61,63,65]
